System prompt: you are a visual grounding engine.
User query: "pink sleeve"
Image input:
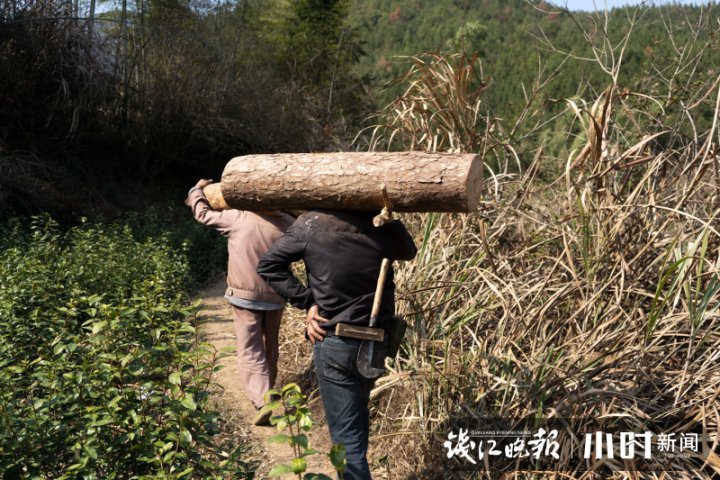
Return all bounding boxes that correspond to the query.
[188,188,235,235]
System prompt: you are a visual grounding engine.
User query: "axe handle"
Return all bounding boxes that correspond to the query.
[369,258,391,325]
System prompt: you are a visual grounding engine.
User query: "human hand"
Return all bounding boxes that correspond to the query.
[195,178,213,189]
[306,305,330,344]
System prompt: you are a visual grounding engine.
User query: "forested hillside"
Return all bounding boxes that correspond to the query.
[1,0,718,214]
[350,0,720,124]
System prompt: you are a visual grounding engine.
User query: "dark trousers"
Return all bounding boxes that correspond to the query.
[313,336,373,480]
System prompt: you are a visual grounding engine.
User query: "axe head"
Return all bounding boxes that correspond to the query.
[357,340,385,380]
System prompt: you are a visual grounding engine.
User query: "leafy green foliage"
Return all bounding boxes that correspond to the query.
[113,208,228,287]
[263,384,345,479]
[281,0,358,84]
[0,215,251,479]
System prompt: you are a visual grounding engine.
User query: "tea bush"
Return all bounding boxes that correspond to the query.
[114,209,228,288]
[0,216,251,479]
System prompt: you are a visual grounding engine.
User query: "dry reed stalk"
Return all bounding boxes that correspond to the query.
[356,40,720,479]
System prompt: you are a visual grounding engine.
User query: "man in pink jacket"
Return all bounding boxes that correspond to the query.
[187,179,295,425]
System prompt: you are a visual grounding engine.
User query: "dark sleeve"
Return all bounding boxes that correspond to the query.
[377,220,418,261]
[257,221,315,310]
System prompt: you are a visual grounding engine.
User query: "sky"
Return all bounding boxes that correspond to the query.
[558,0,709,11]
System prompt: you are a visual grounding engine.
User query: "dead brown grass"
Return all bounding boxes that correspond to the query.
[358,34,720,479]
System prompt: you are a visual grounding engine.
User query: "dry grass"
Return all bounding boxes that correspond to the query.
[357,42,720,479]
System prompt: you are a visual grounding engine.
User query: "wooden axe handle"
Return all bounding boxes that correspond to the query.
[370,258,390,322]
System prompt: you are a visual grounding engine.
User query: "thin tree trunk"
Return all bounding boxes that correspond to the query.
[121,0,129,131]
[88,0,95,37]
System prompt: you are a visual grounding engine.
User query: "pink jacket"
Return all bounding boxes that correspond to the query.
[188,188,295,304]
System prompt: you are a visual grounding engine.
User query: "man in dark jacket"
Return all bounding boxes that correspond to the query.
[257,209,417,480]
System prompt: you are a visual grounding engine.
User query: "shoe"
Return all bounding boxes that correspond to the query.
[252,407,273,426]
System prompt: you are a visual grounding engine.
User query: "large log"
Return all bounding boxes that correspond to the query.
[206,152,483,212]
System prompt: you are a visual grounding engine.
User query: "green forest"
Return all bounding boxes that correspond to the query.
[2,0,720,478]
[3,0,718,214]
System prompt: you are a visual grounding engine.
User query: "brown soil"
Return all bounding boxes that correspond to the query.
[197,279,336,478]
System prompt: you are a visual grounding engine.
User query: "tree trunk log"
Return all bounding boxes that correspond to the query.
[202,183,229,210]
[209,152,483,212]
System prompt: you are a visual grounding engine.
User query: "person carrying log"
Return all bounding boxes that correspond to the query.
[257,208,417,480]
[187,179,295,426]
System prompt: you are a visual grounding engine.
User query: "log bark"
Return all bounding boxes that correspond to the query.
[211,151,483,212]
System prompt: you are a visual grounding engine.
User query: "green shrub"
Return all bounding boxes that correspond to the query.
[0,216,251,479]
[263,384,346,479]
[114,208,228,288]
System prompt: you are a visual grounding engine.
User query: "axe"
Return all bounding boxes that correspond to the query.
[356,185,395,380]
[356,257,391,380]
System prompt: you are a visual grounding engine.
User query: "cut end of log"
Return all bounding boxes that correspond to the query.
[203,183,229,211]
[465,153,484,211]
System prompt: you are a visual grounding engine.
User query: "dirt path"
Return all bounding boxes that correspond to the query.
[197,280,336,478]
